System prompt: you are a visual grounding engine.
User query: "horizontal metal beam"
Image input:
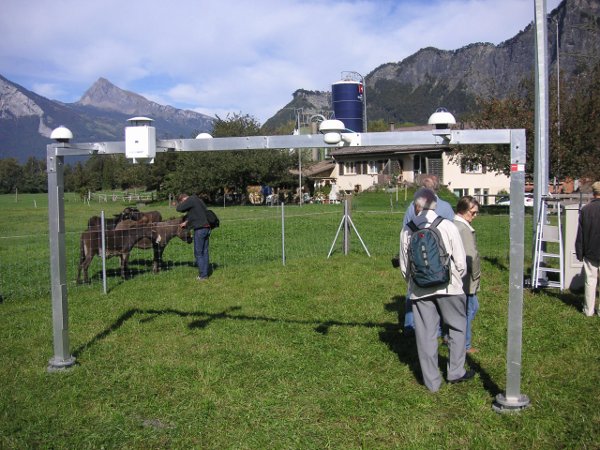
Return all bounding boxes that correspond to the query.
[50,129,520,157]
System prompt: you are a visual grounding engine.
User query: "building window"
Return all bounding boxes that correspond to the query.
[344,161,356,174]
[461,161,483,174]
[473,188,490,205]
[453,188,468,198]
[427,157,444,183]
[368,161,378,174]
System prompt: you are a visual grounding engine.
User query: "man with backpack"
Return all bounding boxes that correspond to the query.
[402,174,454,335]
[177,193,212,281]
[399,188,473,392]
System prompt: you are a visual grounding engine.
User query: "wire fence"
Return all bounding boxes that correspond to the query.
[0,200,524,302]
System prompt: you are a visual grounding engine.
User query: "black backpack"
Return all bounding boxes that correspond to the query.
[407,216,450,288]
[206,209,220,229]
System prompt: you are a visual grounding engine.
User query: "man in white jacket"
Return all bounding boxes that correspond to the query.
[400,188,473,392]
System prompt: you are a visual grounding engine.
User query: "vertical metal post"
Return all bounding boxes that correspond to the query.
[343,199,350,255]
[555,17,561,184]
[533,0,550,231]
[46,146,75,371]
[281,202,286,266]
[494,129,530,412]
[101,211,107,294]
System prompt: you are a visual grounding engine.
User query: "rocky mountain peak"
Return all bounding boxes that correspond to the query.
[0,75,44,119]
[78,77,154,114]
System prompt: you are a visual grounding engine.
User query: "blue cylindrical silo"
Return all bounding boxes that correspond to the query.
[332,80,364,132]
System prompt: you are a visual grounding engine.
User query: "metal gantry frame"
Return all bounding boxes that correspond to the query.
[46,127,528,411]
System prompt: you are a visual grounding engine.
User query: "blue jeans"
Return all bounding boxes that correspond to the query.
[465,294,479,350]
[404,298,415,330]
[194,227,211,278]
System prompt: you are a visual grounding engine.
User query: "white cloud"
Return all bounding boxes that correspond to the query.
[0,0,563,122]
[31,83,65,100]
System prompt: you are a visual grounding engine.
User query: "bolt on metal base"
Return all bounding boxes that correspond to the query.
[492,393,531,413]
[47,356,76,373]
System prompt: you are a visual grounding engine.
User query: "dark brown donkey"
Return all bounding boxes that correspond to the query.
[77,225,156,284]
[151,217,193,273]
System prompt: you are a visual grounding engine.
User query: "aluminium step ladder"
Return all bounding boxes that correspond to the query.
[532,197,564,290]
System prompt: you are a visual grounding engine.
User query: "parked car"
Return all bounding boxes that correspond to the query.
[496,194,534,207]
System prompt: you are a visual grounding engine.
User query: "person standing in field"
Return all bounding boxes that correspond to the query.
[402,174,455,336]
[177,193,211,281]
[575,181,600,316]
[454,196,481,353]
[399,188,473,392]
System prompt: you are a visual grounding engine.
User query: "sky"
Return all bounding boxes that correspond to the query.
[0,0,562,124]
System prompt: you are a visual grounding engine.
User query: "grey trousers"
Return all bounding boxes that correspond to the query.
[412,293,468,392]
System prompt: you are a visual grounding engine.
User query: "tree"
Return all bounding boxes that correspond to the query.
[21,157,47,193]
[452,77,535,177]
[560,60,600,180]
[0,158,23,194]
[456,61,600,181]
[163,112,297,202]
[453,92,535,177]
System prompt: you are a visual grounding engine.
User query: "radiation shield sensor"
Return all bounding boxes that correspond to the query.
[125,117,156,164]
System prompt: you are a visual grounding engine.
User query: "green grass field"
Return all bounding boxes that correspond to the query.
[1,192,599,448]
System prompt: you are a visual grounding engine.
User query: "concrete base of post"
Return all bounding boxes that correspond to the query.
[47,356,76,373]
[492,393,531,413]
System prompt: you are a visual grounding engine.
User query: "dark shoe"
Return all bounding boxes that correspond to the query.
[448,369,475,384]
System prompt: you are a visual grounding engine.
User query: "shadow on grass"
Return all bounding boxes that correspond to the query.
[536,289,583,313]
[72,301,501,397]
[379,295,502,397]
[75,260,213,292]
[483,256,508,272]
[72,305,398,361]
[379,295,422,386]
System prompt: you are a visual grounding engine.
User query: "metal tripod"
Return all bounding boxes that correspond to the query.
[327,199,370,258]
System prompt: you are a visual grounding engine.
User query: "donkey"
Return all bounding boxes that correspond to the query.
[151,217,193,273]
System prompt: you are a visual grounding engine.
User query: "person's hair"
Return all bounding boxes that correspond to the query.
[420,174,440,192]
[456,195,479,215]
[177,193,189,203]
[414,188,438,210]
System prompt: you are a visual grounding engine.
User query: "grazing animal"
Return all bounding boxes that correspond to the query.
[151,217,193,273]
[87,208,162,249]
[77,225,156,284]
[115,210,162,249]
[86,207,143,231]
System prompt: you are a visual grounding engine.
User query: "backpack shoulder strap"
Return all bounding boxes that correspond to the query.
[430,216,444,229]
[407,220,419,232]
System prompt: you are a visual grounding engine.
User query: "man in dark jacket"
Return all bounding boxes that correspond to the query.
[177,193,211,280]
[575,181,600,316]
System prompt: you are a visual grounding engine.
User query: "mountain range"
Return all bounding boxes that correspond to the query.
[0,76,214,162]
[263,0,599,130]
[1,0,598,162]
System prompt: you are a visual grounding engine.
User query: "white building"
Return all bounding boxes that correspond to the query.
[307,127,510,205]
